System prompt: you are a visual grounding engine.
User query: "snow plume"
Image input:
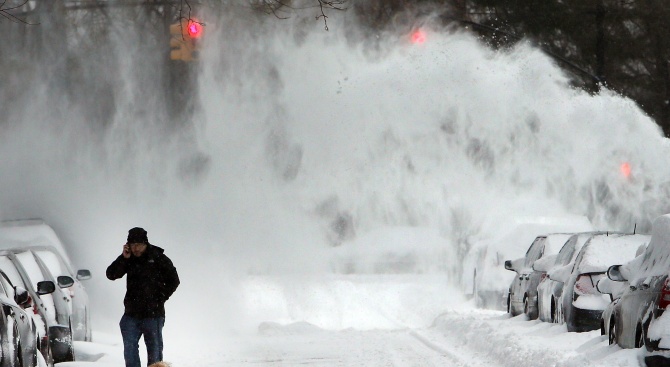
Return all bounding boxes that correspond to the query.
[0,5,669,333]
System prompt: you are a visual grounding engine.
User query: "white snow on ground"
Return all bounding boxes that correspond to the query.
[61,275,647,367]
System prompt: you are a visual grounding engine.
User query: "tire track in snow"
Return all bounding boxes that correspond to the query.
[407,329,472,366]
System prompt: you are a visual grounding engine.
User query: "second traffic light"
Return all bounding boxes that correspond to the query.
[170,19,204,62]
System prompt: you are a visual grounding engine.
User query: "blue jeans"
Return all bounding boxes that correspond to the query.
[120,314,165,367]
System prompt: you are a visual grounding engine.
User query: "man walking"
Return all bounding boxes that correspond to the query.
[107,227,180,367]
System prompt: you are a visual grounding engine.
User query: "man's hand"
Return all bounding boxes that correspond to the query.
[122,244,131,259]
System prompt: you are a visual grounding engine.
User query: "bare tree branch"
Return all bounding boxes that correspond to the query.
[315,0,346,31]
[0,0,38,24]
[175,0,205,40]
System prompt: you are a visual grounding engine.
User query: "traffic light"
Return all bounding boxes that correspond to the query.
[170,19,204,62]
[411,29,427,44]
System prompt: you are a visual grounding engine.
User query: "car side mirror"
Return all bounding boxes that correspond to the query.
[76,269,91,281]
[504,260,513,271]
[607,265,627,282]
[14,286,31,308]
[505,258,523,272]
[36,281,55,295]
[57,276,75,288]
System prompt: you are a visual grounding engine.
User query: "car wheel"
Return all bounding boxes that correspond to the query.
[523,295,537,320]
[523,296,530,317]
[609,320,617,345]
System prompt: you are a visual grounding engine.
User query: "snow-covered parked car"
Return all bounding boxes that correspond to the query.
[504,232,574,319]
[536,232,609,323]
[30,247,91,342]
[550,233,649,332]
[0,252,57,366]
[596,244,646,345]
[600,215,670,366]
[464,216,593,311]
[0,220,92,341]
[0,249,74,364]
[0,268,43,367]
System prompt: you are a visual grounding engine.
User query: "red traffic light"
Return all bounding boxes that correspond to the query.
[186,20,203,38]
[620,162,632,179]
[411,29,426,44]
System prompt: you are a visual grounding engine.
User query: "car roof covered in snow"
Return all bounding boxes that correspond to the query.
[577,233,650,274]
[0,219,73,268]
[481,216,594,258]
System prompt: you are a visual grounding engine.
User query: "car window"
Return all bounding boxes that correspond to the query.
[0,274,11,299]
[0,255,26,290]
[33,250,70,278]
[0,273,16,300]
[14,251,48,286]
[525,237,546,267]
[555,235,577,266]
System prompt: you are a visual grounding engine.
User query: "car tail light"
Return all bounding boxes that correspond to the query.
[658,278,670,309]
[32,302,39,315]
[574,273,605,297]
[540,273,547,283]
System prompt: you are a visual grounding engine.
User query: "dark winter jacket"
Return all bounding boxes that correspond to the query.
[106,244,180,318]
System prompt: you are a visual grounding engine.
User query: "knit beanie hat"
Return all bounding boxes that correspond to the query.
[127,227,149,244]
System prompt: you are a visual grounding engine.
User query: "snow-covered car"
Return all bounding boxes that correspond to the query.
[0,250,73,364]
[505,233,574,319]
[549,233,649,332]
[0,220,92,341]
[536,232,609,323]
[30,247,91,342]
[464,216,593,311]
[0,269,42,367]
[596,244,646,344]
[597,276,629,344]
[599,215,670,366]
[0,253,56,366]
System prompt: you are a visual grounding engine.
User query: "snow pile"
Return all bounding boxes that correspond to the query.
[240,274,465,331]
[431,312,644,367]
[648,311,670,348]
[628,214,670,282]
